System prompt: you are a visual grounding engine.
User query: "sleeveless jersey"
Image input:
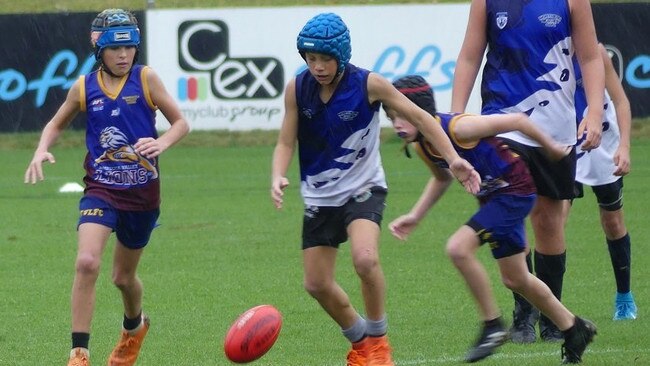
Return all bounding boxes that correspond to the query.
[414,113,535,202]
[80,65,160,210]
[574,61,621,186]
[482,0,577,146]
[295,63,386,207]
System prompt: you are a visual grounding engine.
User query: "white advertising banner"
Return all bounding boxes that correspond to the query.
[147,4,480,130]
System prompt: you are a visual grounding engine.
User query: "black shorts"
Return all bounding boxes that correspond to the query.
[302,187,387,249]
[502,138,577,200]
[574,177,624,211]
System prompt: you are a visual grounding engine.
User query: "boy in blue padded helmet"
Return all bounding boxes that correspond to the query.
[25,8,189,366]
[271,13,481,366]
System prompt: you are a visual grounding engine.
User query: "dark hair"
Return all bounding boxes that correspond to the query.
[391,75,436,115]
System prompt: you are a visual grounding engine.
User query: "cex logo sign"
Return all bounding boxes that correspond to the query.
[177,20,284,101]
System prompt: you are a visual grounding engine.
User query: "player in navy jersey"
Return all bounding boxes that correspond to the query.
[387,75,596,364]
[24,9,189,366]
[451,0,605,347]
[572,43,636,321]
[270,13,480,366]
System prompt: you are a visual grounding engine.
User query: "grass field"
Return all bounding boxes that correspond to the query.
[1,131,649,365]
[2,1,649,365]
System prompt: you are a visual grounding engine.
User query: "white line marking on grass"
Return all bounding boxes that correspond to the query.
[393,347,650,365]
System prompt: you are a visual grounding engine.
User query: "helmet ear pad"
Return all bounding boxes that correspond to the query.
[296,13,351,75]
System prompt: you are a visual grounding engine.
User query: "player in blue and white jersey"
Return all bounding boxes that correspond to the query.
[573,43,637,321]
[24,9,189,366]
[451,0,605,351]
[270,12,480,366]
[387,75,595,363]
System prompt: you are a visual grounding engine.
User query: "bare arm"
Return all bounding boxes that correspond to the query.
[24,79,81,184]
[368,73,481,193]
[453,113,569,160]
[271,78,298,209]
[135,67,190,158]
[451,0,487,113]
[571,0,605,150]
[389,144,454,241]
[600,44,631,175]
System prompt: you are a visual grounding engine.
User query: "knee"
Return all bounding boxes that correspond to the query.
[303,278,328,299]
[601,214,625,237]
[352,250,379,278]
[502,275,525,293]
[446,239,469,264]
[75,253,101,277]
[111,270,135,290]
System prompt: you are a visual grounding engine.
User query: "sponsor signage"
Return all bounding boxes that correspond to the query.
[147,5,475,130]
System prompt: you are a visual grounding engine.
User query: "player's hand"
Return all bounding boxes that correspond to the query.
[271,176,290,209]
[449,158,481,195]
[24,151,56,184]
[577,117,602,151]
[135,137,167,159]
[613,145,631,176]
[389,214,419,241]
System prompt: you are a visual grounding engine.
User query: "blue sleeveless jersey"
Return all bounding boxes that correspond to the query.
[295,63,386,207]
[415,113,535,201]
[483,0,578,146]
[80,65,160,210]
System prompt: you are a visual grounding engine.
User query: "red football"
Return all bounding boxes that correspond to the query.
[224,304,282,363]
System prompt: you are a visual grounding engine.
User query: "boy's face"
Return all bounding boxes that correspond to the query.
[304,52,339,85]
[385,107,418,142]
[101,46,137,77]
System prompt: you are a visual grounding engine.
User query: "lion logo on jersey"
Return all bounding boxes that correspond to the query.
[95,126,158,179]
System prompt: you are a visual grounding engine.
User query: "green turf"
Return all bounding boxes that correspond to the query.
[2,132,649,365]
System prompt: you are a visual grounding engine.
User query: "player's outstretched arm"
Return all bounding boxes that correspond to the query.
[453,113,570,161]
[271,79,298,210]
[389,154,453,241]
[369,73,481,194]
[24,80,81,184]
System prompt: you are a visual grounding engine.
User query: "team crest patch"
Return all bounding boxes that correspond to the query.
[122,95,139,104]
[337,110,358,121]
[302,108,313,119]
[538,14,562,27]
[496,12,508,29]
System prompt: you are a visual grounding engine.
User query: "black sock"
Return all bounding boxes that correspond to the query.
[535,251,566,327]
[123,311,142,331]
[71,332,90,349]
[607,233,631,293]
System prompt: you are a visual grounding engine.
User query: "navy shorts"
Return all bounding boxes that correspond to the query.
[502,138,577,200]
[78,196,160,249]
[302,187,387,249]
[574,177,624,211]
[466,194,536,259]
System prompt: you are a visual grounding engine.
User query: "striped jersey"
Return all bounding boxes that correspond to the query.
[295,63,386,207]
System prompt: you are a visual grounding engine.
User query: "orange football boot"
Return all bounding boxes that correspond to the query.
[346,337,369,366]
[107,315,150,366]
[68,348,90,366]
[367,335,395,366]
